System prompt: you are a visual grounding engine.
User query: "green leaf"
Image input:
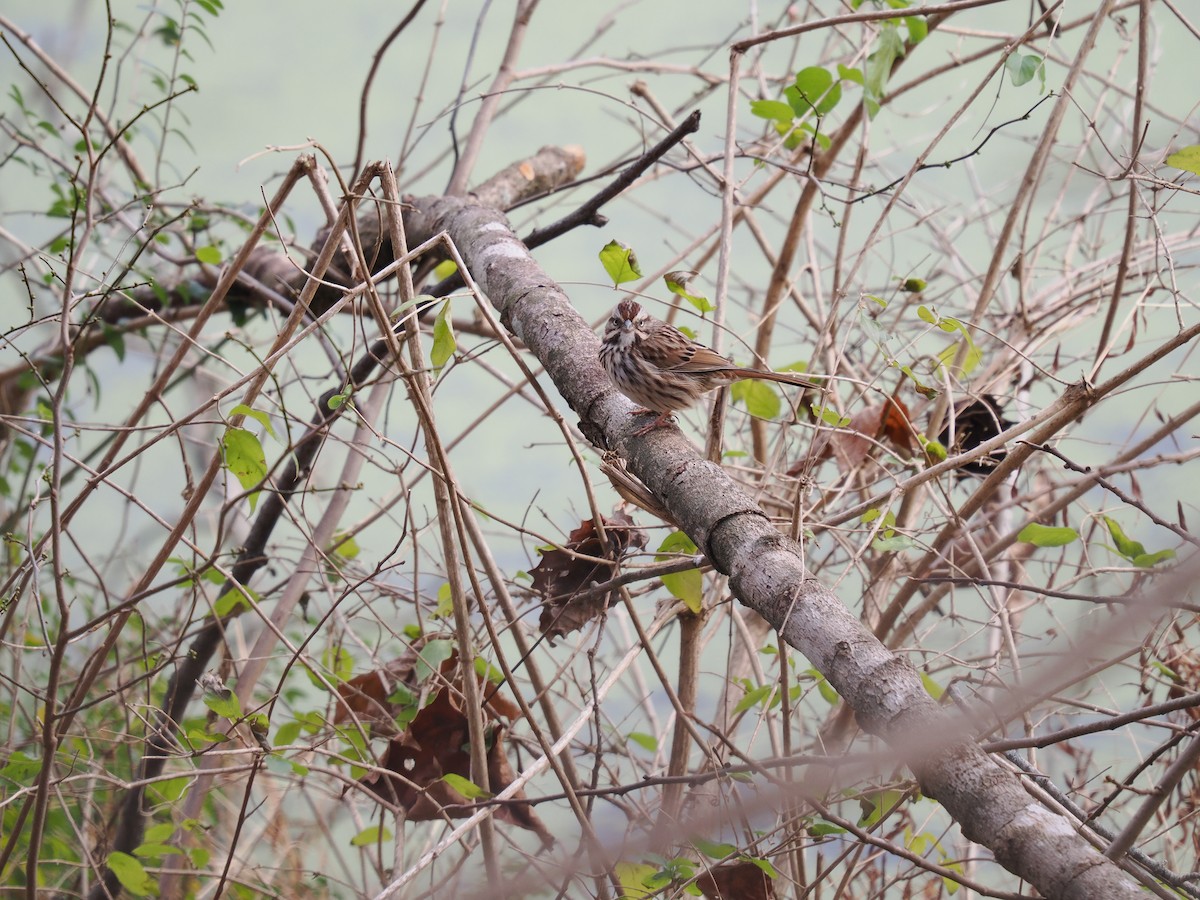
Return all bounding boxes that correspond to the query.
[810,404,851,428]
[413,638,455,683]
[1102,516,1145,561]
[474,656,504,684]
[917,305,937,324]
[656,531,702,613]
[328,531,360,560]
[102,324,126,362]
[1167,145,1200,176]
[730,378,781,420]
[1132,549,1176,568]
[598,239,642,285]
[664,271,715,312]
[904,15,928,44]
[859,788,906,828]
[792,67,835,115]
[106,852,155,896]
[323,646,354,683]
[228,403,275,437]
[434,582,454,618]
[863,22,904,118]
[273,720,302,747]
[745,856,780,878]
[196,245,221,265]
[733,684,773,714]
[220,427,266,512]
[627,731,658,751]
[873,533,916,552]
[693,838,737,859]
[203,687,242,720]
[920,672,944,700]
[805,669,839,705]
[350,825,393,847]
[0,750,42,784]
[921,436,947,461]
[1005,52,1045,88]
[750,99,795,123]
[431,300,456,371]
[433,259,458,280]
[214,585,257,617]
[443,773,491,800]
[837,64,864,86]
[808,821,847,837]
[615,862,659,899]
[148,775,192,804]
[1017,523,1079,547]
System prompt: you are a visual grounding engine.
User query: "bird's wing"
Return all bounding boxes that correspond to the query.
[665,343,735,374]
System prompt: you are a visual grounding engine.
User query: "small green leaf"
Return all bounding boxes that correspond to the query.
[904,15,928,44]
[350,825,393,847]
[664,270,715,312]
[733,684,773,714]
[220,427,266,512]
[811,404,851,428]
[434,582,454,618]
[443,773,490,799]
[656,531,702,613]
[196,245,222,265]
[745,856,780,878]
[750,99,795,123]
[598,239,642,285]
[693,838,737,859]
[1132,549,1176,568]
[615,862,659,899]
[920,672,944,700]
[1167,145,1200,177]
[474,656,504,684]
[627,732,658,751]
[859,788,906,828]
[413,638,455,683]
[228,403,275,437]
[792,66,836,115]
[1017,523,1079,547]
[809,821,847,837]
[431,300,456,371]
[323,646,354,683]
[917,305,937,324]
[1004,52,1045,88]
[214,586,256,617]
[106,852,155,896]
[730,378,781,420]
[806,669,839,705]
[1102,516,1145,561]
[101,324,126,362]
[328,531,360,560]
[837,64,864,86]
[873,533,916,552]
[433,259,458,280]
[274,720,302,747]
[203,687,242,720]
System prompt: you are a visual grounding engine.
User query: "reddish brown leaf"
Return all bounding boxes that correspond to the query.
[359,678,553,848]
[801,396,914,478]
[532,510,646,640]
[697,861,776,899]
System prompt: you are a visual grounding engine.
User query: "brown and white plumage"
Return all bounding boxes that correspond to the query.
[599,300,820,433]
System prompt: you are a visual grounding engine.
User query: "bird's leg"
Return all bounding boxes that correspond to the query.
[631,409,675,436]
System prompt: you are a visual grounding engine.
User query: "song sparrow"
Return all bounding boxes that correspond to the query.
[599,300,820,433]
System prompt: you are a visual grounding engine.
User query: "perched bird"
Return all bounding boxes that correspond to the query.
[599,300,820,434]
